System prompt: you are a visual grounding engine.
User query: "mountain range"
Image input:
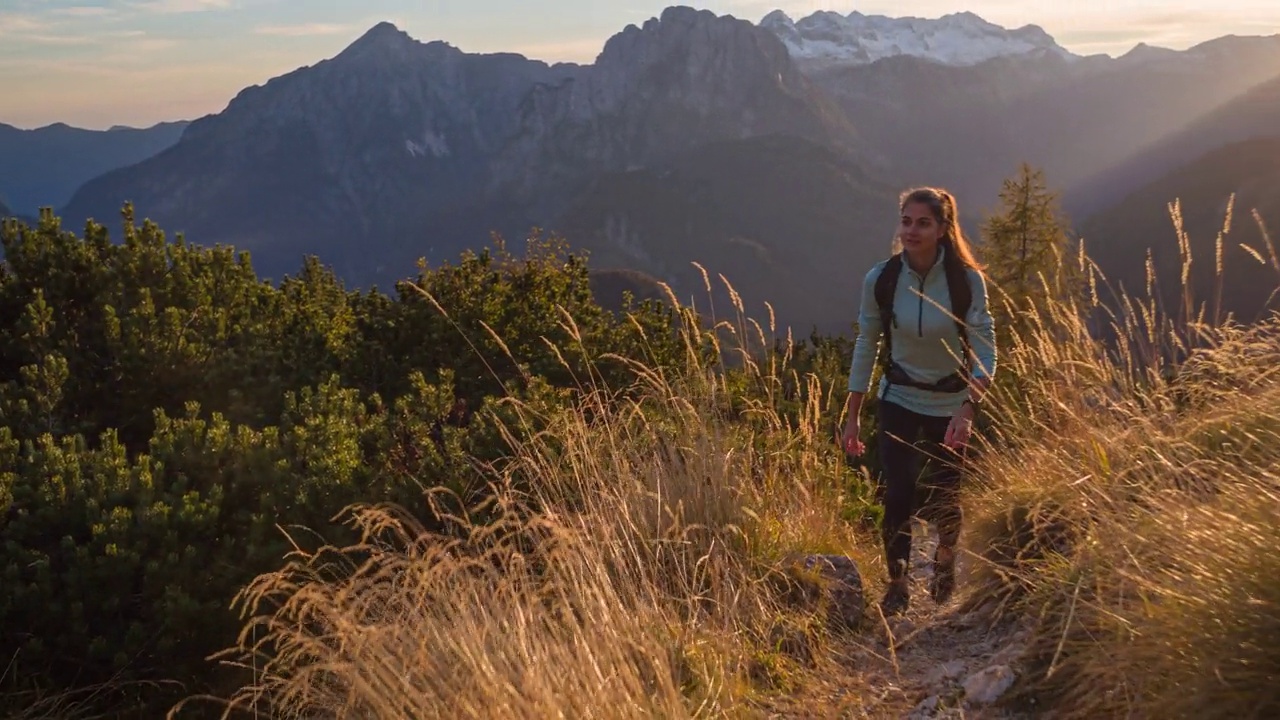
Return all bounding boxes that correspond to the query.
[0,121,188,217]
[8,5,1280,333]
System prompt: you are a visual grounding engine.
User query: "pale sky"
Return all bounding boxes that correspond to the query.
[2,0,1278,130]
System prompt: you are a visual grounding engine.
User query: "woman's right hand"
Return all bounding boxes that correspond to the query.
[841,418,864,457]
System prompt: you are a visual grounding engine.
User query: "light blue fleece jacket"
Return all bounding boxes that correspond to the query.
[847,248,997,417]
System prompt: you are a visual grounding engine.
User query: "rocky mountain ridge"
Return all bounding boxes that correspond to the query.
[491,6,862,215]
[61,21,583,281]
[760,9,1075,68]
[59,6,861,304]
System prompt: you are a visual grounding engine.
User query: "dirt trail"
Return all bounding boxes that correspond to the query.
[764,522,1035,719]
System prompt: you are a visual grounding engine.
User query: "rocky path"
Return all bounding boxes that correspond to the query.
[765,522,1035,719]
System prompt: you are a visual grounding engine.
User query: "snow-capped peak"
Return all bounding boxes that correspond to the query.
[760,9,1077,68]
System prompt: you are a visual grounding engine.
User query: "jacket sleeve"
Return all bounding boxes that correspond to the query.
[965,269,998,379]
[847,264,885,393]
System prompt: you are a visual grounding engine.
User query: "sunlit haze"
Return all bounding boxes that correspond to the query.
[2,0,1279,129]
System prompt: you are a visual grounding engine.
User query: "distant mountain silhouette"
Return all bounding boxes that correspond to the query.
[807,36,1280,215]
[1067,72,1280,219]
[1081,136,1280,323]
[0,121,188,216]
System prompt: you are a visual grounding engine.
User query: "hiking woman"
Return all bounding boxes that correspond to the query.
[840,187,997,616]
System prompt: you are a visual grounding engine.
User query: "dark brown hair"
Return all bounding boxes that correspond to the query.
[899,186,985,273]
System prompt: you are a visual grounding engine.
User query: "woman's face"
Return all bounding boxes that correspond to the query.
[898,201,943,257]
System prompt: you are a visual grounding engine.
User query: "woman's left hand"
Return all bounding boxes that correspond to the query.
[944,403,974,451]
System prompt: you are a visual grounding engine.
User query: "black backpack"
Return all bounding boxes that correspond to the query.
[872,252,974,393]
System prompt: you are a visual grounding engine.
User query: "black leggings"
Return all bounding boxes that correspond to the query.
[876,399,966,580]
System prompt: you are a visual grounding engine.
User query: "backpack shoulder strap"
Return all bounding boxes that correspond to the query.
[942,254,974,370]
[873,254,904,372]
[874,254,903,310]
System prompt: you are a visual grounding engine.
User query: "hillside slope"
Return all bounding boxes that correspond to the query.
[1082,136,1280,321]
[809,36,1280,214]
[1068,71,1280,217]
[555,133,899,336]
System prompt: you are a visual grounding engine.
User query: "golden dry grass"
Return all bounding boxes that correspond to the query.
[958,200,1280,719]
[174,277,882,719]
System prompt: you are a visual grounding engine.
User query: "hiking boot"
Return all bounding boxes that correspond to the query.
[879,578,910,617]
[930,546,956,604]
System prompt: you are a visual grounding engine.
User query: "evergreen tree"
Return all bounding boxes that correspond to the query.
[979,163,1083,338]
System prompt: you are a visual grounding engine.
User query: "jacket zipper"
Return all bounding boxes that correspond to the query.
[917,275,925,337]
